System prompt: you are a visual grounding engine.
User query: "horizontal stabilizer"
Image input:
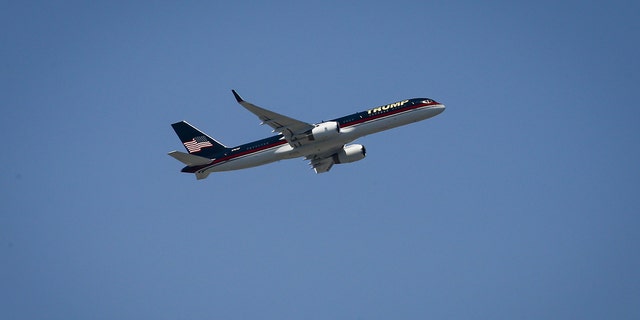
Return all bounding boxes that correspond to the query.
[168,151,212,166]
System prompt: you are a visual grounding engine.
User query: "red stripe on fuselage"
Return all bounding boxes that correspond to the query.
[183,139,288,173]
[184,102,438,173]
[341,102,437,128]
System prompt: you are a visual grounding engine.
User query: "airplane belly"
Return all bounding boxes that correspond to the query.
[207,146,293,172]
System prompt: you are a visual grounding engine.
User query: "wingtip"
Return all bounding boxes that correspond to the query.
[231,89,243,102]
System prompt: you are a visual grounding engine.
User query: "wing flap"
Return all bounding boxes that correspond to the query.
[306,145,344,174]
[309,157,334,173]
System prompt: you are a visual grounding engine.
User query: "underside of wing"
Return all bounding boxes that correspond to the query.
[232,90,314,144]
[306,145,344,174]
[309,157,335,173]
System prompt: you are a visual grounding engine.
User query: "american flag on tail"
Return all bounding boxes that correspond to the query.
[183,136,213,153]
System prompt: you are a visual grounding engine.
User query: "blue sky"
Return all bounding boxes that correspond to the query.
[2,1,639,319]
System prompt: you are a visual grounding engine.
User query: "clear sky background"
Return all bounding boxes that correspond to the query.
[2,1,639,319]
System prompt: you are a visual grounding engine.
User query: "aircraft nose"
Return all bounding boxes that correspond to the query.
[433,104,445,115]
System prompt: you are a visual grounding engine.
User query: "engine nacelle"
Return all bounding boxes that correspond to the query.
[308,121,340,141]
[333,144,366,164]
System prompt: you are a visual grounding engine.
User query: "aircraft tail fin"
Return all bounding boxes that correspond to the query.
[171,121,229,158]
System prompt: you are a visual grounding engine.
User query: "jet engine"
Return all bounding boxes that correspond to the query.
[308,121,340,141]
[334,144,366,164]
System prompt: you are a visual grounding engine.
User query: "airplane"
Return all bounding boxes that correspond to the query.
[168,90,445,179]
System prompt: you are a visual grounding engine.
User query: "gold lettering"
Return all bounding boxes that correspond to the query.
[367,100,409,115]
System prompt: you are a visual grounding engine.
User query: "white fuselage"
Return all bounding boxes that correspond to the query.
[200,103,445,174]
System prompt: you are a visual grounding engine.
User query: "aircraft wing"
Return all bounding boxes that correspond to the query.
[309,157,334,173]
[232,90,314,146]
[306,145,344,173]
